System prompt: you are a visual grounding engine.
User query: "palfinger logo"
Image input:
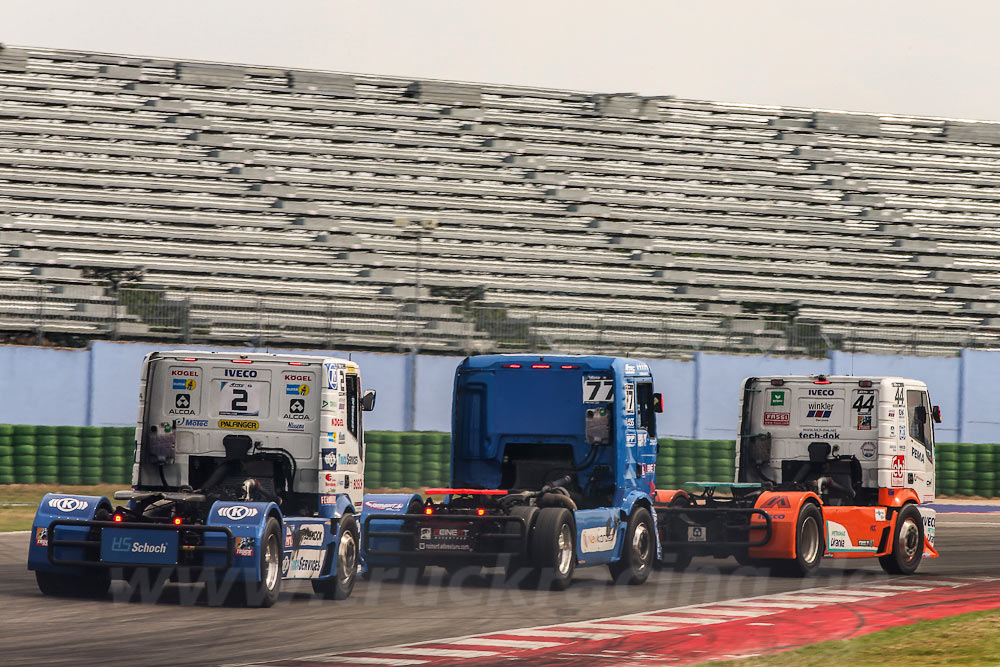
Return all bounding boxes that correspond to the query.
[217,505,259,521]
[218,419,259,430]
[48,497,89,512]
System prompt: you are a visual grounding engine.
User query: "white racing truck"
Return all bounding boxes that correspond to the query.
[28,350,375,606]
[656,375,940,575]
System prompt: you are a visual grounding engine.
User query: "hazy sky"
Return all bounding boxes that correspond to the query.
[4,0,999,121]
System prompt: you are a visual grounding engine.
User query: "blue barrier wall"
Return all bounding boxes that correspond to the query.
[0,343,996,443]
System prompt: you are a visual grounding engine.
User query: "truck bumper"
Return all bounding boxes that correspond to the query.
[362,513,528,566]
[656,507,773,556]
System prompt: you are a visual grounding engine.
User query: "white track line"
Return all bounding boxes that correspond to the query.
[449,638,566,649]
[361,648,498,658]
[326,658,428,666]
[493,629,623,640]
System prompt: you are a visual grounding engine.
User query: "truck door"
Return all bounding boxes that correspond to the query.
[905,388,935,501]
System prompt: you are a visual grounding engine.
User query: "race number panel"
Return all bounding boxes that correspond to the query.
[583,377,614,403]
[218,381,263,416]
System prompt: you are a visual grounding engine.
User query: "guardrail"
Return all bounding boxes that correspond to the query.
[0,426,996,498]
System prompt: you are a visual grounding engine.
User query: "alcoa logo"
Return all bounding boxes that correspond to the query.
[49,497,89,512]
[217,505,259,521]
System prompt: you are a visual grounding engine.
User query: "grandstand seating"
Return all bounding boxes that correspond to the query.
[2,44,1000,357]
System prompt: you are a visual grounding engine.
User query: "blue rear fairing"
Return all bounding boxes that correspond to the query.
[28,494,108,574]
[205,501,281,582]
[359,493,421,567]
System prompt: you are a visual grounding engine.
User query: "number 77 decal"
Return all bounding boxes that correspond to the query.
[582,377,614,403]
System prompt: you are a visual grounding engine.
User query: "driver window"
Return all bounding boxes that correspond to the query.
[636,382,656,437]
[906,390,931,448]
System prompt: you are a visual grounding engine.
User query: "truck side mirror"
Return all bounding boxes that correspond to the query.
[652,393,663,413]
[914,405,927,424]
[932,405,942,424]
[361,389,376,412]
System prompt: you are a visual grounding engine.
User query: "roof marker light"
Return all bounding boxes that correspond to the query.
[502,364,522,369]
[531,364,551,369]
[180,357,197,362]
[813,380,832,384]
[560,365,579,369]
[231,359,253,364]
[770,379,784,386]
[859,380,873,388]
[288,361,305,366]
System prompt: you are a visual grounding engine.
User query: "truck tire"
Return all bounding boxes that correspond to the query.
[771,503,823,577]
[609,507,655,585]
[526,507,575,591]
[879,504,924,575]
[36,570,111,598]
[232,517,282,607]
[312,514,359,600]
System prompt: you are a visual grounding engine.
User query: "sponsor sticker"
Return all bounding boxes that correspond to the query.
[287,422,305,431]
[285,384,310,396]
[911,446,925,464]
[857,414,872,430]
[224,368,257,378]
[319,495,337,506]
[769,391,785,407]
[321,448,337,470]
[808,389,835,396]
[218,419,258,430]
[235,536,255,557]
[183,418,209,427]
[580,523,618,554]
[763,411,790,426]
[297,524,325,547]
[217,505,259,521]
[34,527,48,547]
[861,441,876,459]
[364,500,404,512]
[875,507,887,522]
[48,497,89,512]
[798,430,840,439]
[891,455,905,487]
[173,378,196,391]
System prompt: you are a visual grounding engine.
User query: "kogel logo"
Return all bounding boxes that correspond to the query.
[808,389,835,396]
[217,505,259,521]
[48,497,89,512]
[225,369,257,378]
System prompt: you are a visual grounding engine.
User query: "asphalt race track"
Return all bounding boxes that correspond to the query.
[1,513,997,667]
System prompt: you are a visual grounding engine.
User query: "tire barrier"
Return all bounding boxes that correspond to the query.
[0,426,997,497]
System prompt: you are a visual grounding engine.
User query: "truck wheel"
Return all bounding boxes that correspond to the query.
[35,570,111,598]
[771,503,823,577]
[237,517,282,607]
[527,507,575,591]
[879,504,924,575]
[312,514,359,600]
[609,507,655,585]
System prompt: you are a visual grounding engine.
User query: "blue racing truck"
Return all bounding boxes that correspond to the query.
[27,351,375,606]
[361,354,663,589]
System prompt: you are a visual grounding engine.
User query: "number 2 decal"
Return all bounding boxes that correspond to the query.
[231,389,248,412]
[583,377,614,403]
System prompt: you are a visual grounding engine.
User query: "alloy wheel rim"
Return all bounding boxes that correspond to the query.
[633,522,651,568]
[898,518,920,563]
[339,530,357,585]
[263,533,280,590]
[800,516,820,564]
[556,524,573,575]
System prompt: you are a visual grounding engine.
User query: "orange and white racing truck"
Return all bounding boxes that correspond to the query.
[655,375,940,575]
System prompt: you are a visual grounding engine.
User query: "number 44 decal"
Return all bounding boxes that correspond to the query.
[852,393,874,411]
[583,377,614,403]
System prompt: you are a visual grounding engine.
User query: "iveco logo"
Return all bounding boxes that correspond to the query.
[48,497,89,512]
[217,505,259,521]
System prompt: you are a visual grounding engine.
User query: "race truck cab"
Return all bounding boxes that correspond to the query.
[28,350,375,606]
[655,375,940,576]
[361,354,663,590]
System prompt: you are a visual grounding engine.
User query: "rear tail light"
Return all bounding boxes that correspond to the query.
[502,364,521,369]
[424,507,434,515]
[173,517,182,525]
[113,514,123,523]
[476,508,485,516]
